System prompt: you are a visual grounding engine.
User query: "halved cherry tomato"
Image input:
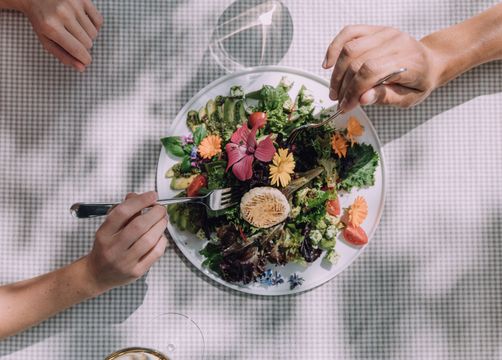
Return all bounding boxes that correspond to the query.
[249,111,267,129]
[326,198,341,216]
[186,174,207,197]
[342,225,368,246]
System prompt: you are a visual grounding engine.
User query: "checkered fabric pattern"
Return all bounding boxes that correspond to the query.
[1,0,501,359]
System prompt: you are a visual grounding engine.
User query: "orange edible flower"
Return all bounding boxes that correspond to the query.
[345,196,368,227]
[346,116,364,145]
[198,135,222,159]
[331,132,348,158]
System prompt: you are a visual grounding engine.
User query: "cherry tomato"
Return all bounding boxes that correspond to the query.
[186,174,207,197]
[249,112,267,129]
[342,225,368,246]
[326,198,341,216]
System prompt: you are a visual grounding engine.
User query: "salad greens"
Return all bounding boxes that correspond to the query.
[338,143,379,191]
[161,77,380,285]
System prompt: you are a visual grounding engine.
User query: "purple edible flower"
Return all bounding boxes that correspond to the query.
[190,146,198,160]
[182,134,194,145]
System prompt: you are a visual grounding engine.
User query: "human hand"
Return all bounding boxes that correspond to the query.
[18,0,103,72]
[323,25,441,110]
[83,191,168,295]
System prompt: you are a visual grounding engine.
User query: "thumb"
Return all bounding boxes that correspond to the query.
[125,192,138,201]
[360,84,420,108]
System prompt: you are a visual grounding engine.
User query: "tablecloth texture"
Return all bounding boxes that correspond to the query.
[1,0,501,359]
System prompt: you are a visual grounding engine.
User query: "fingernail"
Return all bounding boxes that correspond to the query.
[329,87,337,100]
[322,57,327,68]
[362,89,378,105]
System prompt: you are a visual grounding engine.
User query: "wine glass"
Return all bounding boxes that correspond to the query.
[104,313,205,360]
[208,0,294,73]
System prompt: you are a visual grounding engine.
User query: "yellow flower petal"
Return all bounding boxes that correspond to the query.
[269,148,295,187]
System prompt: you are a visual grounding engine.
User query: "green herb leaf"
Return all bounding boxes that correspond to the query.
[260,85,290,111]
[193,125,207,146]
[161,136,185,157]
[200,243,223,273]
[205,160,227,190]
[181,156,192,173]
[338,143,379,191]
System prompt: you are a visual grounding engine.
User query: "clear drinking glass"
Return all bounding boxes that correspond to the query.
[104,313,205,360]
[209,0,293,73]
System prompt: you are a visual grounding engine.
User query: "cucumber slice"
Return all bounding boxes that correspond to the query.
[223,98,236,126]
[178,207,190,231]
[170,174,197,190]
[170,207,181,226]
[235,100,247,124]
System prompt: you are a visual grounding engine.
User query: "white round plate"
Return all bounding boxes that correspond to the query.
[156,66,385,295]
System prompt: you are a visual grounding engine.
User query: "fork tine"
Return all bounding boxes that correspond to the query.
[221,189,240,198]
[288,129,301,145]
[208,186,245,210]
[221,190,243,203]
[221,195,242,205]
[219,200,239,210]
[219,187,233,195]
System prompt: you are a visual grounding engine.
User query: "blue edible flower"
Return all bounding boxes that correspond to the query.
[288,273,304,290]
[258,269,284,286]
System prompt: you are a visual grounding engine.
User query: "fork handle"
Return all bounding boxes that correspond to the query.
[156,197,203,206]
[70,203,117,218]
[70,197,203,219]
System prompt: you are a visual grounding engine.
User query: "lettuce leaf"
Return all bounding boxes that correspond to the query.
[337,143,379,191]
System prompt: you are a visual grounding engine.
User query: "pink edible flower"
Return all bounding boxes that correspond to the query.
[225,124,275,181]
[181,134,194,145]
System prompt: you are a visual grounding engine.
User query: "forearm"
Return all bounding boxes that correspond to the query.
[0,256,104,339]
[0,0,24,11]
[421,3,502,87]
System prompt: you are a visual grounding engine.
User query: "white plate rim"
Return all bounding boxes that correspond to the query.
[156,65,386,296]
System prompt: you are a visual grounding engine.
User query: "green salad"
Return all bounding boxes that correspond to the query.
[161,77,379,285]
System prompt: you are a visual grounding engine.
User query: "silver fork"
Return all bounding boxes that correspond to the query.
[70,187,243,219]
[286,68,407,145]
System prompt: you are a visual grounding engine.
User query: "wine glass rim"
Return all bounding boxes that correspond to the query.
[104,346,169,360]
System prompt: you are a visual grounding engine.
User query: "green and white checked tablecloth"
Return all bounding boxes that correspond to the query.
[1,0,501,359]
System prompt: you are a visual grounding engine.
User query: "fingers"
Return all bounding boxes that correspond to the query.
[329,28,399,100]
[129,217,168,260]
[340,56,419,111]
[65,18,93,49]
[360,83,423,108]
[322,25,384,69]
[45,24,92,66]
[77,10,98,39]
[120,205,167,249]
[102,191,159,234]
[83,0,104,29]
[26,0,103,71]
[38,34,86,72]
[138,234,168,269]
